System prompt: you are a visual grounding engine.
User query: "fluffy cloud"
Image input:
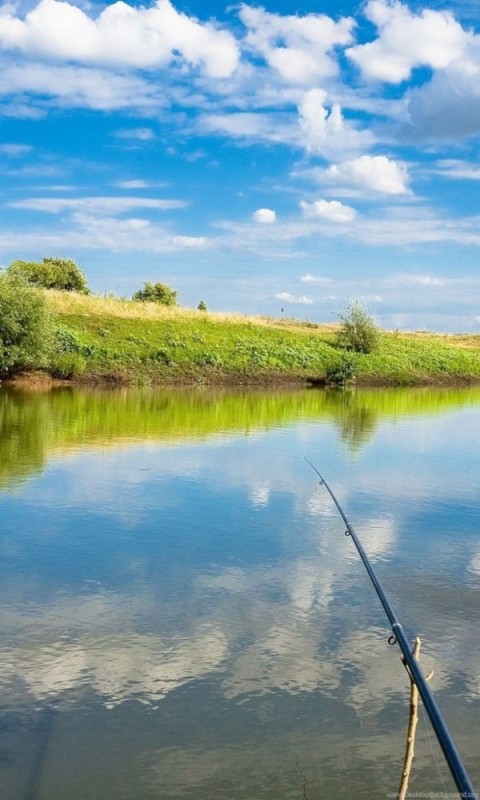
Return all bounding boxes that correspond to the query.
[325,155,409,195]
[295,155,409,196]
[347,0,469,83]
[300,199,356,223]
[0,0,239,78]
[274,292,313,305]
[297,89,373,158]
[253,208,276,223]
[239,4,354,85]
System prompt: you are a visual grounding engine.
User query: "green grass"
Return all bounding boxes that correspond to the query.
[25,291,480,386]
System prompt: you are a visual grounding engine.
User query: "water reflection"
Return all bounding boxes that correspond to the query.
[0,385,479,799]
[1,384,480,489]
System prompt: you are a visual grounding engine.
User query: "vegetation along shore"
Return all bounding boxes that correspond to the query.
[1,257,480,388]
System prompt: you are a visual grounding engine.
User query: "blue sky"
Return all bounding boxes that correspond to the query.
[1,0,480,330]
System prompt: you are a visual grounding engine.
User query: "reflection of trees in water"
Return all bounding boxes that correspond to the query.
[0,391,48,489]
[325,386,480,455]
[1,384,480,489]
[330,390,379,454]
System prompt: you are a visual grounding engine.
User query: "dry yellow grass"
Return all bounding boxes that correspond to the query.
[46,291,479,346]
[394,330,480,349]
[46,290,337,335]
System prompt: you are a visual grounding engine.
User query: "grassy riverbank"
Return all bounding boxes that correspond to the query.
[9,290,480,387]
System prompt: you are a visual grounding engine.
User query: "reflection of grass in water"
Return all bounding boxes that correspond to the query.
[1,385,480,489]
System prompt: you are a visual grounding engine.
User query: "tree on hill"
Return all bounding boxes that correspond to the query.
[197,300,207,311]
[8,257,89,293]
[336,300,380,354]
[132,281,178,306]
[0,271,53,374]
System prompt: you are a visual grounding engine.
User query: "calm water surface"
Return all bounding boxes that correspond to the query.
[0,385,479,800]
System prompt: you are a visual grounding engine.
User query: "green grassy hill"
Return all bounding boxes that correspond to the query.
[12,291,480,387]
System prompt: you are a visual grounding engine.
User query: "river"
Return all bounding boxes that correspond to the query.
[0,385,479,799]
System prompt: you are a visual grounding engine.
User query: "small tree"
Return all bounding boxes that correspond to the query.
[132,281,178,306]
[0,271,53,374]
[336,300,380,354]
[8,257,89,293]
[197,300,207,311]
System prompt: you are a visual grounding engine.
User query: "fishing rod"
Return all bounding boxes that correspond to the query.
[306,460,477,800]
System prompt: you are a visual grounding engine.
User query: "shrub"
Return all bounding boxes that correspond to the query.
[325,353,357,386]
[0,271,53,374]
[197,300,207,311]
[8,257,89,293]
[336,301,380,354]
[54,324,85,354]
[132,281,177,306]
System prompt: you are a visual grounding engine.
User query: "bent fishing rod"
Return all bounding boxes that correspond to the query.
[306,460,476,800]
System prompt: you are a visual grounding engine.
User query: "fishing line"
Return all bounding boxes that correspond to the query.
[306,460,476,799]
[420,696,450,796]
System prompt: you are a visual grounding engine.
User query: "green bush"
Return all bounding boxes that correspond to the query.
[197,300,207,311]
[325,353,358,386]
[336,301,380,354]
[0,272,53,374]
[8,257,89,293]
[54,324,85,353]
[132,281,177,306]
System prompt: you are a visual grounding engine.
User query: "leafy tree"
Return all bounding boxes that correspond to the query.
[132,281,178,306]
[8,257,89,293]
[0,271,53,374]
[197,300,207,311]
[336,300,380,354]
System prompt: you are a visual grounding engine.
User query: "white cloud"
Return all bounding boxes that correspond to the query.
[301,274,334,284]
[0,143,32,156]
[326,155,409,195]
[297,89,373,158]
[300,199,356,223]
[171,234,208,248]
[398,275,447,287]
[116,180,150,189]
[0,0,240,78]
[351,207,480,246]
[9,196,186,214]
[348,0,469,83]
[253,208,276,224]
[0,62,162,111]
[0,210,210,253]
[239,4,354,85]
[298,89,342,149]
[114,128,155,141]
[200,111,296,147]
[434,160,480,180]
[274,292,313,305]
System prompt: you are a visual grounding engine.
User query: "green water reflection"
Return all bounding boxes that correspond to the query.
[2,384,480,489]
